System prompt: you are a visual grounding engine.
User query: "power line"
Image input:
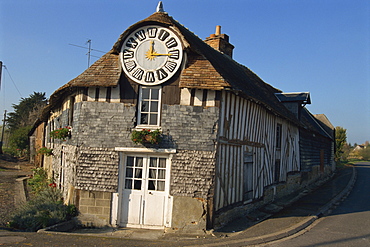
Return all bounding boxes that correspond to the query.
[2,64,22,98]
[69,39,107,68]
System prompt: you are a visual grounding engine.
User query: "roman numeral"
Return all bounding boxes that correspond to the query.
[124,60,136,72]
[164,61,177,72]
[132,68,144,80]
[169,50,179,59]
[166,37,178,48]
[123,50,134,59]
[135,30,146,41]
[145,72,155,82]
[156,69,168,80]
[147,27,157,38]
[158,30,169,41]
[126,38,138,49]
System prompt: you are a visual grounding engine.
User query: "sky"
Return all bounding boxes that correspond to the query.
[0,0,369,145]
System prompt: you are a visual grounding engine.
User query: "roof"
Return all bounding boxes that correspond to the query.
[33,11,333,136]
[275,92,311,104]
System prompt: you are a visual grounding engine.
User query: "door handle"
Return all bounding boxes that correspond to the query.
[149,192,153,195]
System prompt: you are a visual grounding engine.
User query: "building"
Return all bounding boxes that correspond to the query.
[30,6,335,232]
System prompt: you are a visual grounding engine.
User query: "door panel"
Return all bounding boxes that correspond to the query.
[120,154,170,228]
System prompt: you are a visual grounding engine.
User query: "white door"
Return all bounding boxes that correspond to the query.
[119,155,170,228]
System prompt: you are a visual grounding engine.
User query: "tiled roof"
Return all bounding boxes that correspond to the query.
[35,11,332,134]
[112,12,299,123]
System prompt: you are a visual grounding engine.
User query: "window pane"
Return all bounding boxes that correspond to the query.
[149,158,157,167]
[126,168,133,178]
[141,101,149,112]
[136,157,143,167]
[149,169,156,178]
[127,156,134,166]
[125,179,132,189]
[158,169,165,179]
[158,158,166,168]
[148,180,156,190]
[140,114,148,124]
[151,89,159,100]
[134,168,142,178]
[134,180,142,190]
[150,101,158,112]
[142,88,150,99]
[157,181,165,191]
[149,114,158,125]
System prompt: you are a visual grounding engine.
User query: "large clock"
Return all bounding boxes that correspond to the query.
[120,25,183,85]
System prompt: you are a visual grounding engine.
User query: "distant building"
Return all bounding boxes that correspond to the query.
[30,7,335,232]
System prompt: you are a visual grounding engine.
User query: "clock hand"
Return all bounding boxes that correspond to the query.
[151,51,172,56]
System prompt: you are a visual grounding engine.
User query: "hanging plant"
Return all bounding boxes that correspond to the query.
[37,147,53,156]
[50,126,71,140]
[131,129,162,144]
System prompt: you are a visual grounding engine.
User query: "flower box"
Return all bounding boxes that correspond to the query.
[131,129,162,144]
[50,126,71,140]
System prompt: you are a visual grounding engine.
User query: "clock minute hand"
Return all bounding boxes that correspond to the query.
[151,51,171,56]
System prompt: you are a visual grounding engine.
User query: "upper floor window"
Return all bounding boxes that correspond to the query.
[138,86,161,126]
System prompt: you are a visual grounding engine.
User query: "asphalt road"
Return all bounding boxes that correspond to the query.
[262,162,370,247]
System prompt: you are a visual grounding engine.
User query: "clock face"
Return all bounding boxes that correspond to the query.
[120,25,183,85]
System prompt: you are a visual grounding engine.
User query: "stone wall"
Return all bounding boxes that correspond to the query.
[77,190,112,227]
[170,150,216,199]
[76,147,119,192]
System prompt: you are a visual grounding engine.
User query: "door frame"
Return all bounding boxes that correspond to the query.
[114,147,176,229]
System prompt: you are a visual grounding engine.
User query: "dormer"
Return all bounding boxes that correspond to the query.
[275,92,311,119]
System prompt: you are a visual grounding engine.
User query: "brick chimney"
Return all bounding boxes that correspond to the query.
[204,25,234,57]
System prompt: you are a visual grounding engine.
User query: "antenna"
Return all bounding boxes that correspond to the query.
[69,40,106,68]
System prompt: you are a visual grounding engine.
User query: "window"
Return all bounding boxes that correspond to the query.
[124,155,167,192]
[138,86,161,126]
[276,123,282,149]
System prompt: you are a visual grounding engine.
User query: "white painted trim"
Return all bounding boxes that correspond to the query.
[115,147,176,154]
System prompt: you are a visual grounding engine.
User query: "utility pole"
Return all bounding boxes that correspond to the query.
[0,110,6,154]
[0,61,3,91]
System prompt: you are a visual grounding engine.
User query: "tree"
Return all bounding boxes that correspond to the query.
[7,92,47,132]
[5,92,47,157]
[335,126,347,162]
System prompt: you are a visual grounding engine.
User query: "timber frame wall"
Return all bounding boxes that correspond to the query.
[214,91,300,211]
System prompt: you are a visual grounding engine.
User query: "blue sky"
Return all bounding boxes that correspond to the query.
[0,0,369,145]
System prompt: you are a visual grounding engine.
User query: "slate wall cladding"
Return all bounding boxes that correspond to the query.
[161,104,219,151]
[54,100,220,196]
[170,150,216,199]
[76,147,119,192]
[73,101,135,148]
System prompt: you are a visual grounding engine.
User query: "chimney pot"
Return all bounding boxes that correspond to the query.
[215,25,221,35]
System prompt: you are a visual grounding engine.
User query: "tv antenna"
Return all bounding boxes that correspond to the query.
[69,39,106,68]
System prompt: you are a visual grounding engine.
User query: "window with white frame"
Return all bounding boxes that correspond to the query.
[138,86,161,126]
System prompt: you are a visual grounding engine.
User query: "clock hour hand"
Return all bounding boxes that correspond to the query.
[145,41,171,60]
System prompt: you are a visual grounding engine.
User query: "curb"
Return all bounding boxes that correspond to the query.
[317,166,357,216]
[196,166,357,247]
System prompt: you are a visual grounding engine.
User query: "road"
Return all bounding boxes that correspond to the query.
[262,162,370,247]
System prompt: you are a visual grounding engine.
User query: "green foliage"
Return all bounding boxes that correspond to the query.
[37,147,53,156]
[5,92,47,158]
[335,126,347,162]
[8,126,32,157]
[50,126,71,140]
[131,129,162,144]
[28,167,50,194]
[8,187,78,231]
[9,167,78,231]
[7,92,47,132]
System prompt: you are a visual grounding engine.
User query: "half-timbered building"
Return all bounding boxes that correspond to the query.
[30,6,335,232]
